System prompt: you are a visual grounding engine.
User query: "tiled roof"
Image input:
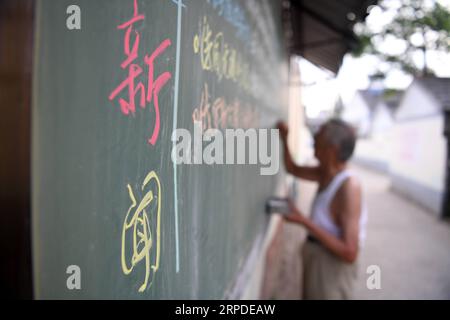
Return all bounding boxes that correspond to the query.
[358,89,382,111]
[415,77,450,111]
[354,89,404,115]
[287,0,378,73]
[383,90,404,113]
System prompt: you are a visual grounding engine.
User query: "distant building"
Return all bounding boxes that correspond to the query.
[371,91,403,135]
[389,77,450,216]
[341,89,382,137]
[342,89,402,172]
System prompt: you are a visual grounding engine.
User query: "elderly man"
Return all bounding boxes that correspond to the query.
[277,119,368,300]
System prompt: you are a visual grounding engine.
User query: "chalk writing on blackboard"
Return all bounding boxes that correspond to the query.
[121,171,162,293]
[192,83,258,132]
[193,16,250,91]
[109,0,172,146]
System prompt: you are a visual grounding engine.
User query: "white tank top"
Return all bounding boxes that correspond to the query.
[310,169,368,248]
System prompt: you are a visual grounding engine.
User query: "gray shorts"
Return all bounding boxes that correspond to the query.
[302,240,359,300]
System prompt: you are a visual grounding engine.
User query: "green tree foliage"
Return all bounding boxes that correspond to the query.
[353,0,450,77]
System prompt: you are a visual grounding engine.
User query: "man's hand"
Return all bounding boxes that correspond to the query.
[276,121,288,142]
[283,198,307,225]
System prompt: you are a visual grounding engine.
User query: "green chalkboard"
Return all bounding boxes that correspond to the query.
[32,0,288,299]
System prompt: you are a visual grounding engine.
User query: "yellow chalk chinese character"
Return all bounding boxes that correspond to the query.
[121,171,161,292]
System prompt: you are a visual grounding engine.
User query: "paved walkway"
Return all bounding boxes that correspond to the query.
[271,164,450,300]
[353,165,450,299]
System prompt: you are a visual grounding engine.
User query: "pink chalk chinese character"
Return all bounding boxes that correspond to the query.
[109,0,172,146]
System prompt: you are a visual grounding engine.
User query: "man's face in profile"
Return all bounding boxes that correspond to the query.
[313,126,335,166]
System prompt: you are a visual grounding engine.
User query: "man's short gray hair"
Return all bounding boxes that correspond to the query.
[322,119,356,162]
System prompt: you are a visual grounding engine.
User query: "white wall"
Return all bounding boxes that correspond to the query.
[389,115,446,212]
[396,82,440,120]
[353,102,394,172]
[371,102,394,135]
[354,132,391,172]
[353,80,447,214]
